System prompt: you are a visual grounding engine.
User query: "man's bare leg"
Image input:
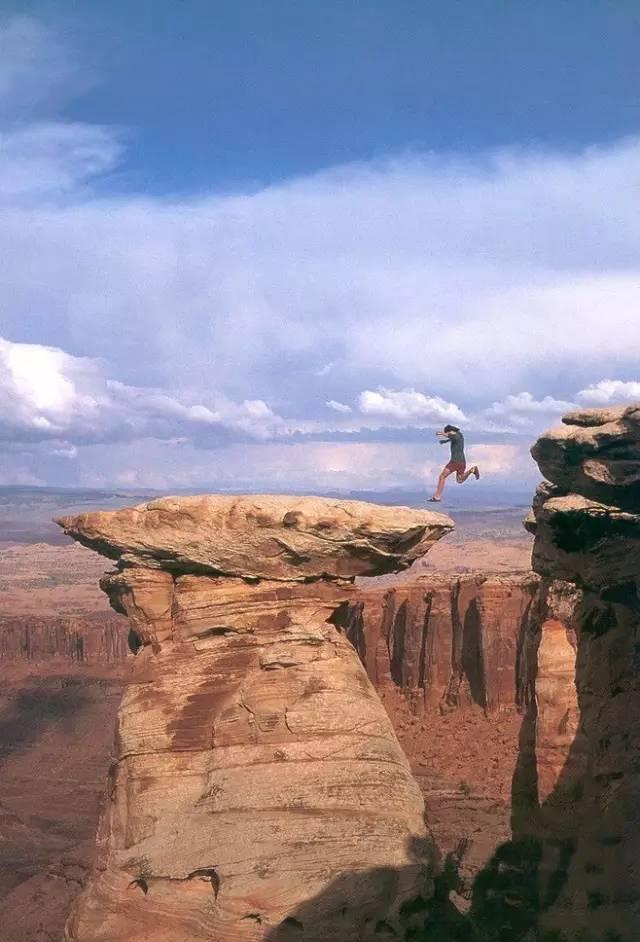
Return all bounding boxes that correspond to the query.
[430,467,453,501]
[456,466,480,484]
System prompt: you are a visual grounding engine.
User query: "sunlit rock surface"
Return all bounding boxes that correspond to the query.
[58,493,452,581]
[531,403,640,510]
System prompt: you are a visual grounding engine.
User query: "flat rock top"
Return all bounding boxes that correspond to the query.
[533,403,640,458]
[561,404,640,428]
[57,494,453,581]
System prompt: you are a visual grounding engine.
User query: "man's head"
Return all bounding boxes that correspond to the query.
[443,424,460,434]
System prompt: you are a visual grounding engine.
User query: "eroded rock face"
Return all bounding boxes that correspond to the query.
[59,496,452,942]
[0,612,129,664]
[529,584,584,809]
[0,663,129,942]
[523,404,640,942]
[529,486,640,588]
[341,573,540,716]
[531,403,640,510]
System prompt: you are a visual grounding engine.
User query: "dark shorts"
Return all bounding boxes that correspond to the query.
[445,461,466,474]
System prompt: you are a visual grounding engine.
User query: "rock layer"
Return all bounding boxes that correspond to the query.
[59,496,452,942]
[528,485,640,588]
[522,404,640,941]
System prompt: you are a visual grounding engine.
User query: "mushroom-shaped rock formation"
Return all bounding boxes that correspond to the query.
[57,493,452,581]
[523,405,640,942]
[59,495,453,942]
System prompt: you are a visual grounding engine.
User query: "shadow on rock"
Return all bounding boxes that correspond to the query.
[458,725,585,942]
[265,836,476,942]
[467,596,592,942]
[0,680,90,763]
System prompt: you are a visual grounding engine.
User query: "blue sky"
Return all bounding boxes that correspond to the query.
[5,0,640,189]
[1,3,639,494]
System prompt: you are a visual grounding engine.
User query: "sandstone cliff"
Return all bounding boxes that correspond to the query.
[509,404,640,942]
[1,570,539,941]
[57,495,453,942]
[342,573,540,716]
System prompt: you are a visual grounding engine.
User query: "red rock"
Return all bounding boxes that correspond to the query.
[0,612,129,664]
[57,494,452,582]
[342,573,540,716]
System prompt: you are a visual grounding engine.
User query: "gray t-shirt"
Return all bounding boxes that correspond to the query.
[448,431,465,463]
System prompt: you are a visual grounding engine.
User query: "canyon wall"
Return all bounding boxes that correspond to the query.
[1,570,541,941]
[0,611,130,942]
[505,403,640,942]
[0,612,129,664]
[57,494,453,942]
[342,573,540,716]
[340,573,542,918]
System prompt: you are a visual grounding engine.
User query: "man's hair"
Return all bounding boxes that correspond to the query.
[443,424,460,433]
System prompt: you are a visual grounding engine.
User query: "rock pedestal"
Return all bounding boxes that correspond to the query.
[57,495,452,942]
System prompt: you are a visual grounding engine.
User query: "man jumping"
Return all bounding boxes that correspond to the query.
[428,424,479,502]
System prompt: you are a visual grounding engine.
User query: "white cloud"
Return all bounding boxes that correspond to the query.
[576,379,640,405]
[0,466,46,486]
[74,440,445,492]
[0,16,77,118]
[357,388,466,423]
[0,122,120,202]
[57,437,536,493]
[4,114,640,412]
[0,337,284,448]
[326,399,352,414]
[469,443,524,476]
[496,393,577,415]
[50,444,78,459]
[481,391,577,431]
[0,18,114,204]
